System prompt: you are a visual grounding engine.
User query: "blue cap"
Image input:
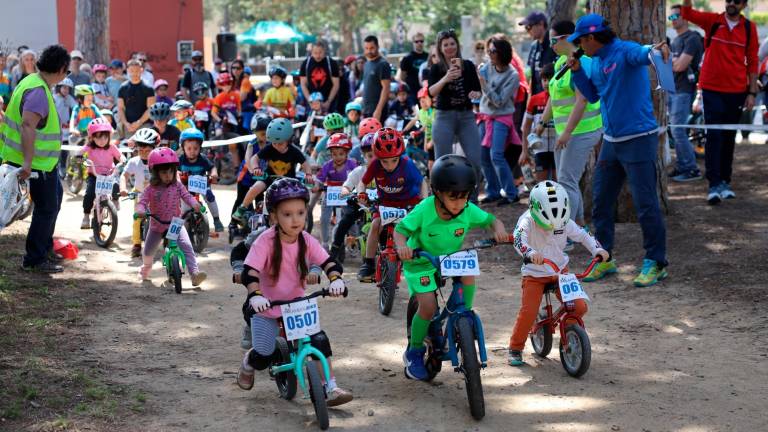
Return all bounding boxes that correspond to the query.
[518,11,547,27]
[109,59,124,69]
[568,14,608,43]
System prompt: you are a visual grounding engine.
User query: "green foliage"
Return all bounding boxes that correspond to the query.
[750,12,768,26]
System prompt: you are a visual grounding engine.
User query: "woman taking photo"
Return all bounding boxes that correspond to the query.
[428,29,483,193]
[477,36,521,205]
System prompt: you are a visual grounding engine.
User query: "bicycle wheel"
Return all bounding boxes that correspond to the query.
[378,258,397,316]
[306,360,329,430]
[272,337,297,400]
[456,316,484,420]
[186,214,209,253]
[92,200,118,248]
[67,172,83,195]
[559,324,591,378]
[170,255,183,294]
[530,310,553,358]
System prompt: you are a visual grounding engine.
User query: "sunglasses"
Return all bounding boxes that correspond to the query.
[550,35,568,46]
[438,29,457,39]
[413,40,424,44]
[668,13,681,21]
[726,0,743,4]
[488,47,497,54]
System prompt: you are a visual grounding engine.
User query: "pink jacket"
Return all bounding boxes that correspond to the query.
[476,113,521,149]
[136,181,198,232]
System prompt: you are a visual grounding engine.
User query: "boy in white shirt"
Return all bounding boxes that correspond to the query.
[122,128,160,257]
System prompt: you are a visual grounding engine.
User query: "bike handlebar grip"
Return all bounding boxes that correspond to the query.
[523,257,532,264]
[343,287,348,298]
[200,204,207,214]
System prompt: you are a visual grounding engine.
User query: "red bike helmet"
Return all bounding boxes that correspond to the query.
[417,86,430,99]
[216,72,233,86]
[358,117,382,139]
[53,238,79,260]
[327,133,352,151]
[372,127,404,159]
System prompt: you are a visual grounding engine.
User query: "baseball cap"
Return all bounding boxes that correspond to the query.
[568,14,609,43]
[70,50,84,59]
[519,11,547,27]
[109,59,124,69]
[191,50,203,59]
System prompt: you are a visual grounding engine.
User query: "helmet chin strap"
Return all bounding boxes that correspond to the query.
[434,191,468,220]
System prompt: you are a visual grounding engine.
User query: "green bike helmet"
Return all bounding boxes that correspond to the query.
[323,113,345,131]
[74,84,94,97]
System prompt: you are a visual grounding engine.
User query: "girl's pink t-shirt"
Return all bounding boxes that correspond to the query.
[136,180,197,232]
[78,143,122,176]
[243,226,329,319]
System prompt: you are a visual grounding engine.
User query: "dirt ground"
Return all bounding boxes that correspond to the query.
[2,142,767,432]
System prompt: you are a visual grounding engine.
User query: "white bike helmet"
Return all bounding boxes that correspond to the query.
[529,180,570,230]
[131,128,160,146]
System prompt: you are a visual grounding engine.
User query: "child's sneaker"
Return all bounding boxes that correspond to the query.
[131,244,142,258]
[326,387,353,407]
[357,259,375,283]
[403,346,428,380]
[237,361,254,390]
[582,260,617,282]
[633,259,668,287]
[232,206,248,222]
[707,185,723,205]
[81,215,91,229]
[240,325,252,350]
[191,271,207,287]
[507,349,524,366]
[213,218,225,232]
[720,183,735,199]
[138,265,151,281]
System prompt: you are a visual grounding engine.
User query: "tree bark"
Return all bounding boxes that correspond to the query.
[547,0,579,25]
[585,0,669,223]
[336,0,357,57]
[75,0,110,65]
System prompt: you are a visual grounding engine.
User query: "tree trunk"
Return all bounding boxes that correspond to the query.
[337,0,357,57]
[547,0,579,25]
[75,0,110,65]
[586,0,669,223]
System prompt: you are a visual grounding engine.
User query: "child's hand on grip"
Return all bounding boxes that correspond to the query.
[529,251,544,265]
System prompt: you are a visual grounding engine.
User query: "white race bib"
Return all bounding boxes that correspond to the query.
[166,217,185,241]
[95,175,115,197]
[313,127,327,138]
[280,298,320,341]
[325,186,346,206]
[558,273,590,302]
[366,188,378,201]
[379,206,407,225]
[187,175,208,195]
[439,249,481,276]
[194,110,209,122]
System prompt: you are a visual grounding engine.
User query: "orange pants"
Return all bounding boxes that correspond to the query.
[509,275,588,351]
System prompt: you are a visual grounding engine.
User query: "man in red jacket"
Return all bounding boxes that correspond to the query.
[682,0,758,205]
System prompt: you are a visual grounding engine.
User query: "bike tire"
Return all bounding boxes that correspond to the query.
[306,360,329,430]
[530,311,553,358]
[67,174,83,195]
[17,197,33,221]
[140,218,149,242]
[378,258,397,316]
[456,316,485,420]
[170,255,183,294]
[559,324,591,378]
[273,337,297,400]
[187,214,209,253]
[92,200,118,248]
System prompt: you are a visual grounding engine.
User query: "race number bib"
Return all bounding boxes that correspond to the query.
[280,298,320,341]
[439,249,481,276]
[396,119,405,131]
[95,175,115,197]
[313,127,327,138]
[166,217,185,241]
[366,188,378,201]
[187,175,208,195]
[379,206,407,225]
[325,186,346,206]
[558,273,590,302]
[194,110,209,122]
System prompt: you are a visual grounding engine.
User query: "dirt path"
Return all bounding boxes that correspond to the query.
[29,143,768,431]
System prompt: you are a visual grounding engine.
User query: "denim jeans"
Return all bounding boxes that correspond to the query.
[478,120,518,199]
[432,109,482,200]
[702,90,746,188]
[23,166,63,267]
[668,92,698,172]
[592,134,667,265]
[555,129,601,222]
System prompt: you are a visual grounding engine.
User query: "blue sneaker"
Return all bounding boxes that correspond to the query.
[707,184,723,205]
[720,183,735,199]
[403,347,428,380]
[671,169,703,182]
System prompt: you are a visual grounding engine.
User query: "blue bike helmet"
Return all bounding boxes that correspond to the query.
[266,118,294,143]
[345,101,362,114]
[180,128,205,143]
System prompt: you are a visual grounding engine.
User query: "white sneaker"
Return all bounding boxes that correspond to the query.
[326,386,353,407]
[81,215,91,229]
[517,184,529,197]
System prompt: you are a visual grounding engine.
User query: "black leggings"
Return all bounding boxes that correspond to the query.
[83,175,119,214]
[331,203,362,250]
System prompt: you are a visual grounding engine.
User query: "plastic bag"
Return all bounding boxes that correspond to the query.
[0,165,26,230]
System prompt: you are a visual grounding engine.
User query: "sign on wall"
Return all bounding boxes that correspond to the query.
[177,40,194,62]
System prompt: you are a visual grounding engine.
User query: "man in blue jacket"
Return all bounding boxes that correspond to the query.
[567,14,669,287]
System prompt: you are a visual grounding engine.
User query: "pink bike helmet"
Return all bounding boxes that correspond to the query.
[87,117,113,137]
[153,79,169,90]
[93,63,108,74]
[148,147,179,169]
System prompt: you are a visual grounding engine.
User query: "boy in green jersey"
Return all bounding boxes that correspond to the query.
[394,154,508,380]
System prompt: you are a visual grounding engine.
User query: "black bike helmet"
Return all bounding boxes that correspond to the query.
[430,154,477,193]
[269,66,287,79]
[149,102,171,121]
[250,113,272,132]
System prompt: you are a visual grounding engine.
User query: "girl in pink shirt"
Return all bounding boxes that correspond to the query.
[235,177,353,407]
[78,118,124,229]
[135,147,207,286]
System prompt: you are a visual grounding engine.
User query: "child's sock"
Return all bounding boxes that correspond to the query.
[409,314,431,349]
[463,284,476,310]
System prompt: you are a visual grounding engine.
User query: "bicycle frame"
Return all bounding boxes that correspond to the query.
[375,224,402,284]
[270,333,332,399]
[162,240,187,271]
[93,173,120,224]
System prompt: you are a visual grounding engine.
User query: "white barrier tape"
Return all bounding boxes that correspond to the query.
[61,144,133,153]
[668,123,768,131]
[201,121,308,148]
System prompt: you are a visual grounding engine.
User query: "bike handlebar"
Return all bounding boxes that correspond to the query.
[267,288,348,307]
[522,256,603,279]
[411,237,512,272]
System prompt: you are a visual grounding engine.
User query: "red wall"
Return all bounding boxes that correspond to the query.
[56,0,204,85]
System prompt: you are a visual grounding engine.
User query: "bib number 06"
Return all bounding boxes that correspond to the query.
[166,217,185,241]
[558,273,590,302]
